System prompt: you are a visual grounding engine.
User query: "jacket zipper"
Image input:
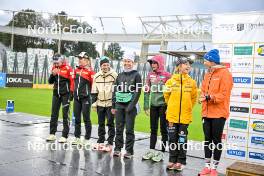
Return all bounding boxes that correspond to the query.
[103,75,106,107]
[66,82,69,92]
[77,69,82,100]
[57,70,60,97]
[178,74,182,123]
[206,73,213,117]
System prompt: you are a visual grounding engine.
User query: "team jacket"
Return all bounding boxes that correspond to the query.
[164,73,197,124]
[48,63,74,96]
[201,65,233,118]
[74,66,95,100]
[91,69,118,107]
[144,55,171,110]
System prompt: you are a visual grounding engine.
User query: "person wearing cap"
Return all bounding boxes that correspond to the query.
[71,52,95,146]
[199,49,233,176]
[142,55,171,162]
[112,54,142,159]
[163,57,197,171]
[46,53,74,143]
[91,56,118,152]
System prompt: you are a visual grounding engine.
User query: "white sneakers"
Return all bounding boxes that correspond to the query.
[58,137,67,143]
[46,134,56,142]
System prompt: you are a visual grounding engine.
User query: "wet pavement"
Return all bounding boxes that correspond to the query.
[0,111,229,176]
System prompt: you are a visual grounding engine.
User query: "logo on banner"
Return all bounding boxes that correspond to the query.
[254,77,264,84]
[227,149,246,157]
[230,106,249,113]
[252,92,264,101]
[251,136,264,145]
[251,121,264,133]
[234,46,253,55]
[228,134,246,143]
[252,108,264,115]
[257,45,264,56]
[233,77,251,84]
[232,62,252,68]
[232,92,250,98]
[230,119,248,129]
[249,152,264,160]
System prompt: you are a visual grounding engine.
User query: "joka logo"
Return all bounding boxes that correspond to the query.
[232,92,250,98]
[237,24,245,31]
[252,108,264,115]
[249,152,264,160]
[6,77,22,83]
[254,77,264,85]
[233,77,251,84]
[251,121,264,133]
[251,136,264,145]
[229,119,248,129]
[227,149,246,157]
[230,106,249,113]
[257,45,264,56]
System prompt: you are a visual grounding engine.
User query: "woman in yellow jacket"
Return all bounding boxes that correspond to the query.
[164,57,197,171]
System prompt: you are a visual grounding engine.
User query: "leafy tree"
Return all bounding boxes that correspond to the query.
[105,43,124,60]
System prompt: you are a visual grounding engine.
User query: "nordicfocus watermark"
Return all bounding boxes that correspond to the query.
[28,24,94,35]
[27,140,238,151]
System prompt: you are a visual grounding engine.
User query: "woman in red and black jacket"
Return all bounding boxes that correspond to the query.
[71,52,95,146]
[46,54,74,143]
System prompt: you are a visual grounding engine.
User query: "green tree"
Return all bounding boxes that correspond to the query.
[105,43,124,60]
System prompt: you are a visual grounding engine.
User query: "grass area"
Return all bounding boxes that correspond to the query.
[0,88,204,141]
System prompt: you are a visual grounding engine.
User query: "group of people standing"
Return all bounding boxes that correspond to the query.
[46,49,233,176]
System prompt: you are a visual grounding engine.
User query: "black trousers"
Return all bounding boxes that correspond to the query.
[74,98,92,140]
[150,105,168,152]
[203,117,226,161]
[114,106,137,155]
[97,106,115,145]
[168,123,188,165]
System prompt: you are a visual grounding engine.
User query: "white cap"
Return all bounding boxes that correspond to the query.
[122,54,135,62]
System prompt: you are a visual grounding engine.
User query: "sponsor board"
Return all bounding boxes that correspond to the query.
[253,74,264,89]
[226,130,248,147]
[249,119,264,134]
[231,58,253,73]
[213,44,233,58]
[230,102,250,117]
[252,89,264,104]
[232,73,252,88]
[233,44,254,57]
[0,73,6,87]
[231,88,251,102]
[6,74,33,88]
[251,104,264,119]
[248,134,264,149]
[225,146,247,161]
[228,117,249,132]
[255,43,264,57]
[254,59,264,73]
[248,148,264,164]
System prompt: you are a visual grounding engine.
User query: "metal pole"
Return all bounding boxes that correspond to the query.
[11,11,15,51]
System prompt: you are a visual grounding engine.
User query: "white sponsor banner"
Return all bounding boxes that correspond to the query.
[253,74,264,89]
[248,133,264,150]
[230,88,251,103]
[249,119,264,135]
[213,43,233,58]
[250,104,264,120]
[230,102,250,118]
[252,89,264,104]
[227,130,248,147]
[247,148,264,164]
[254,59,264,74]
[228,116,249,132]
[255,43,264,58]
[232,73,252,88]
[212,12,264,43]
[225,145,247,161]
[231,57,253,73]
